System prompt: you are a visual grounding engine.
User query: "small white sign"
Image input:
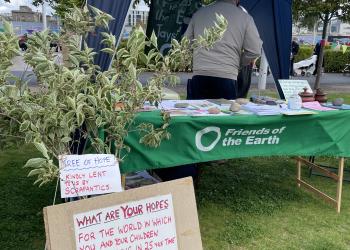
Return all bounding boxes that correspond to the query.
[278,79,313,100]
[59,154,122,198]
[73,194,178,250]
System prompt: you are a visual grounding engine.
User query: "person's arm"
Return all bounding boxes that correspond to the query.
[241,16,262,66]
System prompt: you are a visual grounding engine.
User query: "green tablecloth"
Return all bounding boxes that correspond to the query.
[120,110,350,173]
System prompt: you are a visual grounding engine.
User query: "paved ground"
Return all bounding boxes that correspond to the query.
[10,55,350,93]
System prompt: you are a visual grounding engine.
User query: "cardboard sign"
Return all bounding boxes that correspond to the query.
[74,194,178,250]
[277,80,312,100]
[59,154,122,198]
[44,177,202,250]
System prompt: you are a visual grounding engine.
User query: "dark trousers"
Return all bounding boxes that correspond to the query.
[154,75,237,182]
[290,58,295,76]
[187,75,237,100]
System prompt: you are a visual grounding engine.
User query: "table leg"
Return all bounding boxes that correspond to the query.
[297,159,301,188]
[295,157,344,212]
[336,158,345,213]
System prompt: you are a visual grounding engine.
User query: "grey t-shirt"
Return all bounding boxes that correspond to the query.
[185,0,262,80]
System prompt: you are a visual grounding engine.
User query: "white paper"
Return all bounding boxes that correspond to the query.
[242,103,286,116]
[59,154,122,198]
[160,100,218,111]
[73,194,178,250]
[278,80,312,100]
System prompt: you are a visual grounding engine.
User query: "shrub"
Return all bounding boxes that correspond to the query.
[295,45,314,63]
[294,45,350,73]
[0,8,227,186]
[324,50,350,73]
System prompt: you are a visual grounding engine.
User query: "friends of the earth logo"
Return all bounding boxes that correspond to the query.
[195,126,286,152]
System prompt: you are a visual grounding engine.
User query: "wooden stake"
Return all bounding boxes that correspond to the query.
[336,158,345,213]
[121,174,126,190]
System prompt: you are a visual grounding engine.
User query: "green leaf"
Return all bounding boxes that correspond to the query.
[19,121,30,132]
[33,142,50,160]
[77,112,85,127]
[101,48,115,54]
[24,158,47,169]
[87,95,98,107]
[66,96,76,109]
[139,53,148,65]
[128,63,137,78]
[27,168,44,177]
[150,31,158,47]
[69,55,80,66]
[61,137,72,143]
[96,116,103,127]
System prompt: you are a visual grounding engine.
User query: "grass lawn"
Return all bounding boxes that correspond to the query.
[1,91,350,249]
[1,146,350,249]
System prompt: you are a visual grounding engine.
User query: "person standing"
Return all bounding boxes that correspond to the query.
[153,0,262,184]
[290,37,299,76]
[185,0,262,100]
[312,41,322,76]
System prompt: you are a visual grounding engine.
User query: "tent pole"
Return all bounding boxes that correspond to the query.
[107,1,134,71]
[258,49,268,90]
[42,3,47,30]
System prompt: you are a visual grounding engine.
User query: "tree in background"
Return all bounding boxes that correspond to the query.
[293,0,350,89]
[293,12,320,45]
[4,0,85,18]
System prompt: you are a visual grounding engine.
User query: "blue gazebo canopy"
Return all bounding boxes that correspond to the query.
[87,0,292,81]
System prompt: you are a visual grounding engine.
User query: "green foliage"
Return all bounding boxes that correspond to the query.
[197,157,350,249]
[294,45,350,73]
[3,146,350,249]
[294,45,314,63]
[0,21,20,85]
[0,7,227,186]
[324,50,350,73]
[293,0,350,23]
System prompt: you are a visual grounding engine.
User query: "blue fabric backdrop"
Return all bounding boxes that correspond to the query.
[240,0,292,81]
[86,0,132,71]
[86,0,292,81]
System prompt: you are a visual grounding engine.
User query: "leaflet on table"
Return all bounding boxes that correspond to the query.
[167,109,231,117]
[302,101,336,111]
[159,100,218,110]
[242,103,288,116]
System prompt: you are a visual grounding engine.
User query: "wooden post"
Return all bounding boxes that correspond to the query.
[121,174,126,190]
[297,158,301,187]
[336,158,345,213]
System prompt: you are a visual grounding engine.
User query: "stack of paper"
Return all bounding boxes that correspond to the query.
[158,100,230,116]
[242,103,284,116]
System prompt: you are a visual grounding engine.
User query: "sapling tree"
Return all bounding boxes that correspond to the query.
[0,6,227,187]
[293,0,350,89]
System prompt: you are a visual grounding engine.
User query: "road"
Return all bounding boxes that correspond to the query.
[10,55,350,93]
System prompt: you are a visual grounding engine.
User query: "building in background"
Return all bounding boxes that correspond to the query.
[11,6,39,22]
[293,18,350,45]
[123,1,149,39]
[0,6,59,35]
[330,19,350,36]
